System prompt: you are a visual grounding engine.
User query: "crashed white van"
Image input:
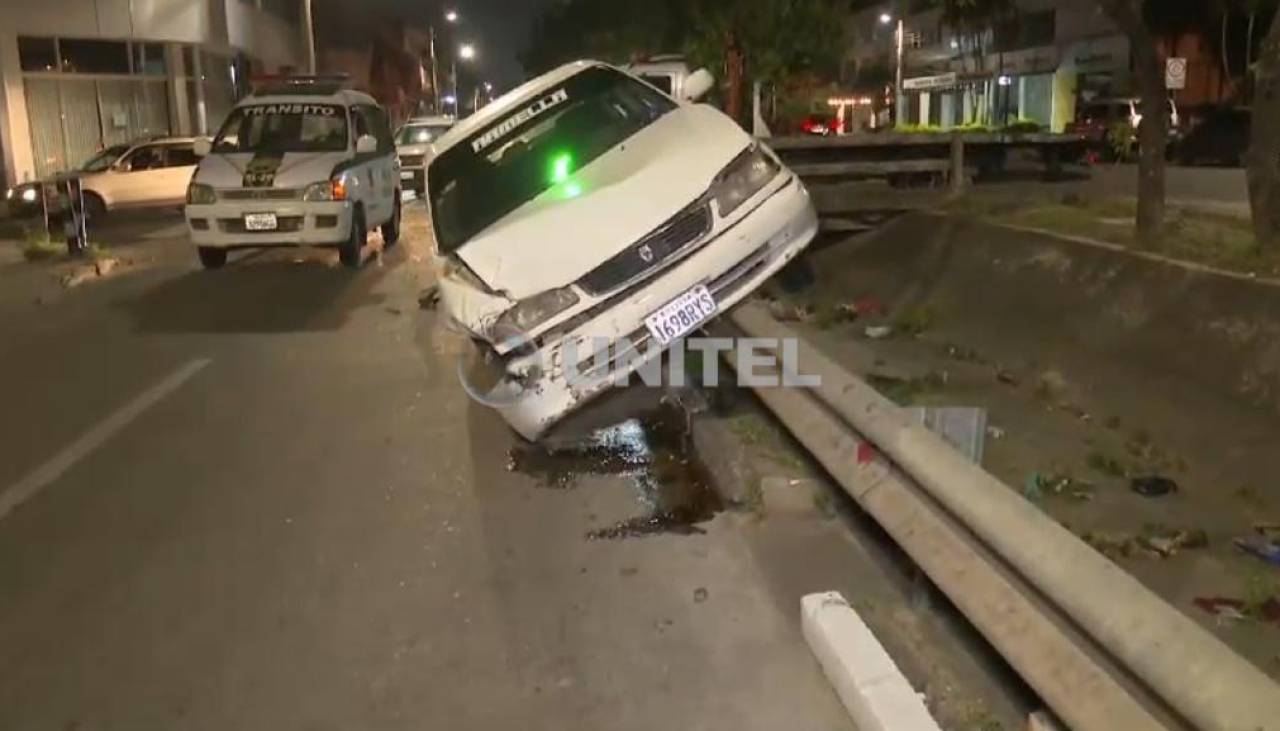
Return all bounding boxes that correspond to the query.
[429,61,818,440]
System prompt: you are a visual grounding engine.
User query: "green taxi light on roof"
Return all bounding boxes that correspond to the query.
[549,152,573,184]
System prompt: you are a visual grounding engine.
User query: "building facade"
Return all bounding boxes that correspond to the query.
[847,0,1232,132]
[0,0,307,187]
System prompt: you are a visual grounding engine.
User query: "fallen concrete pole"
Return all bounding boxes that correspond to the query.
[727,302,1280,731]
[710,330,1172,731]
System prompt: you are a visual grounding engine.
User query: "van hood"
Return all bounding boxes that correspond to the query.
[193,151,351,189]
[454,105,751,300]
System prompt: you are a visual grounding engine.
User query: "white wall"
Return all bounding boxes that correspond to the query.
[225,0,303,70]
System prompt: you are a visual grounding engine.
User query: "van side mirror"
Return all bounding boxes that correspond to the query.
[193,138,212,157]
[356,134,378,155]
[682,69,715,102]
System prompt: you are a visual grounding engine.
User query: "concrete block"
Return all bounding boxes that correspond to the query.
[801,591,942,731]
[760,476,818,517]
[1028,709,1067,731]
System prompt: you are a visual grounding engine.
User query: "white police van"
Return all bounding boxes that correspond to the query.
[184,77,401,269]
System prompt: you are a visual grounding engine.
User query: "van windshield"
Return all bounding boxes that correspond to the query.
[428,66,676,254]
[213,104,349,154]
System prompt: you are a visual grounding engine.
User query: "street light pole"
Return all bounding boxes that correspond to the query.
[302,0,317,74]
[429,26,440,114]
[895,18,905,127]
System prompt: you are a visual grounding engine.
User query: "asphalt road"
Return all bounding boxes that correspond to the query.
[0,206,854,730]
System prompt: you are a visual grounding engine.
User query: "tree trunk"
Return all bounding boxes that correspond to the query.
[1098,0,1167,247]
[1247,9,1280,250]
[1223,11,1231,83]
[725,31,745,126]
[1248,12,1258,102]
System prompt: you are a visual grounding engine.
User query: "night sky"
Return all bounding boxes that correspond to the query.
[314,0,557,89]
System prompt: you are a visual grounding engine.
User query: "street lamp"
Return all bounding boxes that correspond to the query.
[445,9,459,23]
[880,12,906,127]
[453,44,476,116]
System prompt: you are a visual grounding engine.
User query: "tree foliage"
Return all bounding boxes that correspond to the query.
[520,0,847,84]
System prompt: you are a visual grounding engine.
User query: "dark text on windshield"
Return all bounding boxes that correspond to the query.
[429,66,676,254]
[213,104,349,154]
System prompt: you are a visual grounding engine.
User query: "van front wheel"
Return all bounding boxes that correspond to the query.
[340,209,366,269]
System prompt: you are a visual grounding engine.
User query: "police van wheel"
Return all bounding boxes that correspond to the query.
[382,196,401,248]
[197,247,227,270]
[341,209,366,269]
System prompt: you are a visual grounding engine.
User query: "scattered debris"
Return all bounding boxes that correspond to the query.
[865,325,893,340]
[773,302,816,322]
[1136,525,1208,558]
[1194,596,1280,626]
[1234,532,1280,567]
[995,367,1020,386]
[831,302,861,322]
[1130,475,1178,498]
[907,406,987,464]
[693,587,709,603]
[853,296,885,317]
[944,343,985,363]
[1194,597,1251,625]
[1026,472,1094,502]
[385,306,403,316]
[986,426,1005,440]
[1035,369,1069,401]
[1082,531,1135,559]
[418,284,441,310]
[1086,451,1128,479]
[891,303,937,336]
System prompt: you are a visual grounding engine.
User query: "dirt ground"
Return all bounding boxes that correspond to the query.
[771,211,1280,682]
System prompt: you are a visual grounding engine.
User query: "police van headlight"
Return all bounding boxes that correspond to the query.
[303,178,349,202]
[493,286,580,336]
[186,183,216,205]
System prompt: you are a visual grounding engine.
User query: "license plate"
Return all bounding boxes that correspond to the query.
[644,284,717,346]
[244,212,277,231]
[400,170,415,180]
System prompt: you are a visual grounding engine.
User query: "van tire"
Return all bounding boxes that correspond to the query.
[381,195,401,248]
[341,208,365,269]
[198,247,227,269]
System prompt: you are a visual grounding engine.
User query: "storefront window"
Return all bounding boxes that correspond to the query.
[132,43,168,76]
[18,37,57,72]
[60,39,130,74]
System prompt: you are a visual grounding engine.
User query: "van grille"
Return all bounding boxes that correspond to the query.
[578,202,712,295]
[219,188,300,201]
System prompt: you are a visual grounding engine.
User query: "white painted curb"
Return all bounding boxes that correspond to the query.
[801,591,943,731]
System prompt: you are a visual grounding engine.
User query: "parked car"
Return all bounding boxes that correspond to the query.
[396,115,455,196]
[800,114,843,136]
[1067,97,1181,160]
[625,55,696,99]
[428,60,819,441]
[4,138,199,219]
[1173,107,1251,166]
[184,76,402,269]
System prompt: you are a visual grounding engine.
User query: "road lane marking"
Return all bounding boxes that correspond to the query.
[0,358,212,522]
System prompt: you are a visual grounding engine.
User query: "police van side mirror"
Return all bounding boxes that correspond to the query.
[356,134,378,155]
[193,138,212,157]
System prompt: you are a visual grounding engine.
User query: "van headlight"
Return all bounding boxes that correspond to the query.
[711,145,780,217]
[493,286,580,336]
[303,177,348,201]
[186,183,216,205]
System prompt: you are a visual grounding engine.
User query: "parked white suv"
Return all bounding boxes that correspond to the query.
[66,138,200,218]
[430,61,819,440]
[396,115,454,196]
[184,78,401,269]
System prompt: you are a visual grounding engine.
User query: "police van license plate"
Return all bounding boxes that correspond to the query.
[244,213,278,231]
[644,284,717,346]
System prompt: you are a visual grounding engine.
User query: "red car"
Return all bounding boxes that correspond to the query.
[800,114,844,136]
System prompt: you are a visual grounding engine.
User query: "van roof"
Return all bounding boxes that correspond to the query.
[237,87,379,109]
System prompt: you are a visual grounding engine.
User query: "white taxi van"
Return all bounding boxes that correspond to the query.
[184,77,401,269]
[429,60,819,440]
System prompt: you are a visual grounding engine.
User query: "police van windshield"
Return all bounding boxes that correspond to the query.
[213,104,349,154]
[429,66,676,253]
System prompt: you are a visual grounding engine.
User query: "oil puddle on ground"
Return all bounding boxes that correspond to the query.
[507,404,723,540]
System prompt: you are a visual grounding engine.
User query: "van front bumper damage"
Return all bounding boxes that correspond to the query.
[486,176,819,441]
